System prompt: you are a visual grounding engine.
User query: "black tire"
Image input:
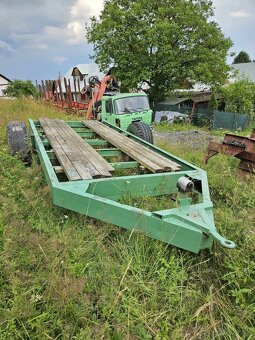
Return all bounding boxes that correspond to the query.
[6,121,32,165]
[127,121,154,144]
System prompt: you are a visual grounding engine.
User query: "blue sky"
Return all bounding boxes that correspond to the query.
[0,0,254,82]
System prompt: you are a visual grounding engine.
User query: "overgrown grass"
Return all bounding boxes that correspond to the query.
[0,98,77,141]
[0,99,254,339]
[154,121,254,137]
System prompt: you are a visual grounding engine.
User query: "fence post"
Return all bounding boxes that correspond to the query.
[58,79,64,109]
[232,112,236,131]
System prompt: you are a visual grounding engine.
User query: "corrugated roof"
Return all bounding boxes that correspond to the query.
[230,62,255,82]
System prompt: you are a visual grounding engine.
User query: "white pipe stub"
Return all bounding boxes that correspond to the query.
[177,176,194,192]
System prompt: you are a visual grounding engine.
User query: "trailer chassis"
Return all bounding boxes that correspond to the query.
[29,119,235,253]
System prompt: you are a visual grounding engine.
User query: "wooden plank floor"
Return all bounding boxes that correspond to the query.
[40,118,114,180]
[84,121,181,173]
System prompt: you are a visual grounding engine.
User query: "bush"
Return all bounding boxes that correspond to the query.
[208,92,218,112]
[3,80,38,98]
[220,79,255,117]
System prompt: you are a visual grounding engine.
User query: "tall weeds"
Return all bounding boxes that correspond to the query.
[0,99,254,339]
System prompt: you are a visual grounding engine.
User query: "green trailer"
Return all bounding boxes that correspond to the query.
[8,118,235,253]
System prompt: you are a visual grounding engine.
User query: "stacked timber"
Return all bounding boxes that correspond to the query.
[40,118,114,180]
[84,120,181,173]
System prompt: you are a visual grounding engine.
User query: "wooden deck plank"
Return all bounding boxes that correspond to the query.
[54,119,114,174]
[84,121,181,172]
[40,118,93,179]
[53,120,111,178]
[40,118,82,181]
[95,122,181,171]
[84,121,163,173]
[40,118,113,180]
[100,124,180,170]
[48,119,98,178]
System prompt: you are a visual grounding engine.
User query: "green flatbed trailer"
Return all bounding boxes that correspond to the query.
[28,119,235,253]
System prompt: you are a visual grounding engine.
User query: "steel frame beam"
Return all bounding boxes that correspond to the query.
[29,119,236,253]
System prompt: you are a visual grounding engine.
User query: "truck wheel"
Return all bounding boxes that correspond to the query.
[6,121,32,165]
[127,121,154,144]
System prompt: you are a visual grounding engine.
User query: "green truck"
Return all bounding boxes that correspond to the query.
[93,92,154,144]
[85,75,154,143]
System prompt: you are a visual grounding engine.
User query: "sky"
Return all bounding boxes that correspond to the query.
[0,0,254,82]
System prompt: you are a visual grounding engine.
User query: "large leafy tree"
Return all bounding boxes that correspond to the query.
[86,0,232,100]
[233,51,251,64]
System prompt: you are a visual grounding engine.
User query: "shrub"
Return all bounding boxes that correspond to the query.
[3,80,38,98]
[220,79,255,116]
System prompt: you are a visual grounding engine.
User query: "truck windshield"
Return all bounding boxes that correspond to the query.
[115,96,150,114]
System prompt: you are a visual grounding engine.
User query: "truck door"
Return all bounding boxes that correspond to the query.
[102,99,116,125]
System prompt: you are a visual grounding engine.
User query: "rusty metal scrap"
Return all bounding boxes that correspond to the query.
[205,129,255,173]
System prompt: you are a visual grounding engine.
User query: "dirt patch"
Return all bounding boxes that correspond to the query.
[154,129,221,150]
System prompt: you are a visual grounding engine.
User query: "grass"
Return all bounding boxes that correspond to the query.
[154,121,254,137]
[0,98,254,339]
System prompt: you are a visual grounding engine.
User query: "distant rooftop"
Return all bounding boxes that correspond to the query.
[0,73,11,82]
[64,63,103,80]
[230,62,255,82]
[61,63,104,92]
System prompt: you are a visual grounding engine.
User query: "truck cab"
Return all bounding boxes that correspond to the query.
[95,92,154,143]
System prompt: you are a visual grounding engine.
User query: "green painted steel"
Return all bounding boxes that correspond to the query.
[86,139,109,146]
[29,119,236,253]
[97,149,122,157]
[99,92,153,131]
[47,148,122,161]
[75,131,96,137]
[42,139,110,148]
[110,161,139,169]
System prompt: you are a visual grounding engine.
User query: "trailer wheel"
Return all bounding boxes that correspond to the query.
[127,121,154,144]
[6,121,32,165]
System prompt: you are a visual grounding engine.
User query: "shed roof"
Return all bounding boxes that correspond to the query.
[0,73,11,82]
[159,91,221,105]
[158,98,187,105]
[192,92,220,103]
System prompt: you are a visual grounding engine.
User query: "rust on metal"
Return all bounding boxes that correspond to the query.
[205,129,255,173]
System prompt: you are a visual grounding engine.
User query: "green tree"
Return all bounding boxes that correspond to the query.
[86,0,232,101]
[233,51,251,64]
[208,92,218,111]
[3,80,37,98]
[221,79,255,116]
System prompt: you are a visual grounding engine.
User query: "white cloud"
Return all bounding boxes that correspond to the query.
[36,43,48,50]
[67,21,85,45]
[53,56,67,65]
[230,10,250,18]
[65,0,104,45]
[70,0,104,20]
[0,0,104,52]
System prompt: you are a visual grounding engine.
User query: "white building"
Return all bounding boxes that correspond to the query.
[60,63,104,93]
[230,62,255,83]
[0,73,11,96]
